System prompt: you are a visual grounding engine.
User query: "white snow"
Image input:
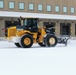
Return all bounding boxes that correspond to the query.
[0,39,76,75]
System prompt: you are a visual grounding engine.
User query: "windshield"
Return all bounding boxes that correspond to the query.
[23,19,27,26]
[27,19,38,26]
[20,18,38,27]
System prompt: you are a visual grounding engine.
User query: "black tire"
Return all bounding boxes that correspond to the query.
[38,43,46,47]
[19,34,33,48]
[14,43,21,47]
[45,35,57,47]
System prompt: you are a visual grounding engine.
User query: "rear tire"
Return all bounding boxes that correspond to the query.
[45,35,57,47]
[14,43,21,47]
[19,34,33,48]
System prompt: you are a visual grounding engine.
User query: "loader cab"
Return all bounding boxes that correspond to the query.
[17,18,38,32]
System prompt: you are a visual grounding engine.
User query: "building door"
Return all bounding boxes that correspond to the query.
[5,21,19,28]
[60,23,71,36]
[44,22,55,34]
[75,24,76,35]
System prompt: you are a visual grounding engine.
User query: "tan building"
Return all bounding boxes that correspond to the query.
[0,0,76,37]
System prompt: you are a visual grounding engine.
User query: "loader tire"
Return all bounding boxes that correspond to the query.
[38,43,46,47]
[20,34,33,48]
[46,35,57,47]
[14,43,21,47]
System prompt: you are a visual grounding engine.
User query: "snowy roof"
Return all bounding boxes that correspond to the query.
[0,11,76,20]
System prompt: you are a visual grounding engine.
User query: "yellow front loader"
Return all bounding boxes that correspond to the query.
[5,17,57,48]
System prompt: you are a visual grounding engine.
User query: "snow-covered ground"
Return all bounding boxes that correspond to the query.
[0,39,76,75]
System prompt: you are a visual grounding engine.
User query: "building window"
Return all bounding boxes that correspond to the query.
[71,7,74,13]
[9,2,15,9]
[29,4,34,10]
[19,3,24,10]
[38,4,42,11]
[63,7,67,13]
[0,1,3,8]
[47,5,51,11]
[55,6,60,12]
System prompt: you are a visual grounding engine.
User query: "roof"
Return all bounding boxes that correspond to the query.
[0,11,76,20]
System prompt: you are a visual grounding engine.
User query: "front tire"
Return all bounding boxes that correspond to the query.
[45,35,57,47]
[19,34,33,48]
